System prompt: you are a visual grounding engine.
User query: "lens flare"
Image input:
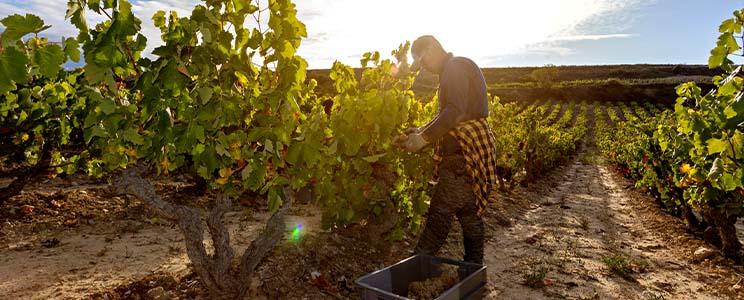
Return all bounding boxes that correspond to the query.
[290,223,303,243]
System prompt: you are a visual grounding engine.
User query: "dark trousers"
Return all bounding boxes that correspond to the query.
[414,155,485,264]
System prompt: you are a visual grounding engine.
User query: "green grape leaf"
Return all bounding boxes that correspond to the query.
[708,158,740,191]
[98,98,117,115]
[198,86,213,104]
[85,62,116,90]
[189,125,206,142]
[268,186,282,211]
[192,143,206,156]
[707,138,729,154]
[286,144,302,165]
[709,46,728,68]
[63,37,81,62]
[720,173,739,191]
[718,75,742,96]
[201,25,212,43]
[0,47,29,93]
[103,0,118,9]
[233,0,246,12]
[88,0,101,11]
[65,0,88,37]
[279,40,295,59]
[720,18,742,33]
[84,124,109,143]
[200,147,219,175]
[153,11,166,30]
[0,14,47,42]
[92,39,126,66]
[729,131,744,161]
[122,128,145,145]
[721,33,741,53]
[114,0,140,36]
[33,44,65,78]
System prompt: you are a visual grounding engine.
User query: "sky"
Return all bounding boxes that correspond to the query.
[1,0,743,68]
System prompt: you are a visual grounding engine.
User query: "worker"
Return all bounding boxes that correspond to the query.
[402,35,498,265]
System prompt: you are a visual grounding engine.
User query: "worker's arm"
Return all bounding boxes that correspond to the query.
[420,65,469,142]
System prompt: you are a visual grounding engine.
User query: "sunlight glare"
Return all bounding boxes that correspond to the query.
[295,0,641,67]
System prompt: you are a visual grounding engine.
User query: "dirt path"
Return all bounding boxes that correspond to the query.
[479,149,744,299]
[612,105,627,122]
[4,132,744,299]
[0,206,322,299]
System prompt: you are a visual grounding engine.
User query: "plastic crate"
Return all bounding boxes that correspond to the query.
[355,254,487,300]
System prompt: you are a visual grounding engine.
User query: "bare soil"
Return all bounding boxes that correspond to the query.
[478,151,744,299]
[3,144,744,299]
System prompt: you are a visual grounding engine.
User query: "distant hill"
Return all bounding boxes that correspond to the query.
[308,64,720,103]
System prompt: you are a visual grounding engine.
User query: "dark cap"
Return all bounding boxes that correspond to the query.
[410,35,442,72]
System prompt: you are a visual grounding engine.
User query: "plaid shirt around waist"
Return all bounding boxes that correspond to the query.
[433,118,499,216]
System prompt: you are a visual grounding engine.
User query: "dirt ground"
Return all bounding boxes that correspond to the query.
[3,143,744,299]
[479,151,744,299]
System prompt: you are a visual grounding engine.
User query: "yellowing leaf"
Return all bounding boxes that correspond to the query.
[177,65,191,77]
[219,167,233,178]
[679,163,693,174]
[160,159,170,172]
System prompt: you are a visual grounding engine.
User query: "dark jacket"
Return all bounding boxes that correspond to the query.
[421,55,489,155]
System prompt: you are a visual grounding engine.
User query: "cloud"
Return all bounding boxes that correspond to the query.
[292,0,655,68]
[546,33,638,42]
[0,0,196,53]
[0,0,654,68]
[0,0,105,41]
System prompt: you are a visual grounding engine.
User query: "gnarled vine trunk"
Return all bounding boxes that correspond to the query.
[707,208,741,261]
[679,201,702,231]
[112,167,292,299]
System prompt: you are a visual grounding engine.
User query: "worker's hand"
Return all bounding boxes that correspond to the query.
[394,128,420,146]
[403,132,428,152]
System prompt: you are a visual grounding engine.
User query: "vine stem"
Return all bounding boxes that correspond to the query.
[101,8,141,76]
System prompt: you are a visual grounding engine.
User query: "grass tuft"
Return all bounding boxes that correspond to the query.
[522,267,548,288]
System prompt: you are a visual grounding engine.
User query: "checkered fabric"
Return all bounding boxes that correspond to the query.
[433,118,499,216]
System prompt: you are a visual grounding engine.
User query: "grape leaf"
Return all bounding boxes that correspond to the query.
[709,46,728,68]
[153,11,166,30]
[88,0,102,11]
[721,33,741,53]
[707,138,729,154]
[63,37,81,62]
[33,44,65,78]
[0,47,29,94]
[122,128,145,145]
[65,0,88,38]
[112,0,140,36]
[268,187,282,211]
[0,14,48,42]
[720,19,741,33]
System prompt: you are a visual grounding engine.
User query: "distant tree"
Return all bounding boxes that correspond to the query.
[529,64,559,88]
[671,64,683,75]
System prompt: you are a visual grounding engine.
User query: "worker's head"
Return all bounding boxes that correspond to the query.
[411,35,448,74]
